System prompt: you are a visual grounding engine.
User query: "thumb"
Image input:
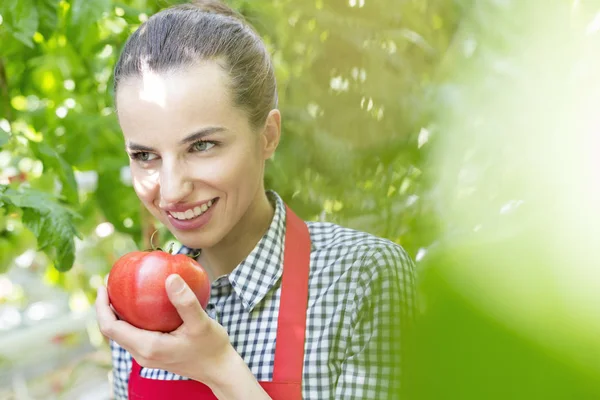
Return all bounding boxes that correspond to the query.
[166,274,206,328]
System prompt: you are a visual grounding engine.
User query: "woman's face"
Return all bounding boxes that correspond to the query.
[116,62,279,249]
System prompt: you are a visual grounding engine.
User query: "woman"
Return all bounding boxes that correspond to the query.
[95,1,416,399]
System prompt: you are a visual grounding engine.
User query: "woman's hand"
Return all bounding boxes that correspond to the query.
[96,274,235,386]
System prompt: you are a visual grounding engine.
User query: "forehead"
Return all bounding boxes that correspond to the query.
[116,62,247,143]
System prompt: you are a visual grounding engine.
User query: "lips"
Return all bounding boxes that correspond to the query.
[168,199,215,221]
[165,198,219,231]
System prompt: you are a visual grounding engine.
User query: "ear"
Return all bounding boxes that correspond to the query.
[261,109,281,160]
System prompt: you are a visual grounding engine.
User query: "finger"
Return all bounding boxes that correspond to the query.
[95,285,127,324]
[96,286,168,357]
[166,274,207,331]
[95,285,118,327]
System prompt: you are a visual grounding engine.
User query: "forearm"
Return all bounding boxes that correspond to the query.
[203,347,272,400]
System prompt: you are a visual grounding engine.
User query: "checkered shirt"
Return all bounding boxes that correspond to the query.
[110,191,415,399]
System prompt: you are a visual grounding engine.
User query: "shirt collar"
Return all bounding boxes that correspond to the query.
[227,190,286,312]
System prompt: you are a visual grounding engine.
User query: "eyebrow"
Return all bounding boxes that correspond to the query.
[126,126,226,152]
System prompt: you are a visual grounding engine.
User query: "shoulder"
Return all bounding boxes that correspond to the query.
[304,220,416,335]
[307,220,413,265]
[305,220,415,289]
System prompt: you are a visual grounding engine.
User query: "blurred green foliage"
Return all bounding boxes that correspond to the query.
[1,0,600,399]
[400,1,600,398]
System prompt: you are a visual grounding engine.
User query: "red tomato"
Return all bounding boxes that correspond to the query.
[107,250,210,332]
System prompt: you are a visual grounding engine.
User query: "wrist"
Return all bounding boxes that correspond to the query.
[205,347,270,400]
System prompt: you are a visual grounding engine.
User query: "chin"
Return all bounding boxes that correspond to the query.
[174,230,220,251]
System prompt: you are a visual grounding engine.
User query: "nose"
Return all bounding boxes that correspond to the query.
[158,162,193,207]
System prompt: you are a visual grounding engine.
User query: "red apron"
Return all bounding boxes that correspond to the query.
[128,205,310,399]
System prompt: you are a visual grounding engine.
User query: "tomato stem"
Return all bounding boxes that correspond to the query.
[167,242,175,254]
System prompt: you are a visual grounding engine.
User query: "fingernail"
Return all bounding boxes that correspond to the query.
[167,274,185,293]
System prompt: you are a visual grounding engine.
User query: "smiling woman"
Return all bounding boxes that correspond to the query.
[95,1,416,399]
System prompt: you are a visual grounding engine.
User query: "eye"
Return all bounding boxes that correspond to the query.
[191,140,216,152]
[130,152,158,162]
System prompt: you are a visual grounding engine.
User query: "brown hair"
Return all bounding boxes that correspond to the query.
[113,0,277,129]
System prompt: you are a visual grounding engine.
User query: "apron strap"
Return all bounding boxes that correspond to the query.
[272,205,311,383]
[131,357,142,375]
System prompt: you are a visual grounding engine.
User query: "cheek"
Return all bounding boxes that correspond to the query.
[131,168,160,204]
[193,146,261,189]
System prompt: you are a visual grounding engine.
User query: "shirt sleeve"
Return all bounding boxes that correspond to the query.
[335,244,416,399]
[110,338,132,400]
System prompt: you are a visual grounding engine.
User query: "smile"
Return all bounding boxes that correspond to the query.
[168,199,215,221]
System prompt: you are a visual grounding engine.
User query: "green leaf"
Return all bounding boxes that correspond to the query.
[96,160,141,239]
[0,128,8,148]
[0,186,81,272]
[0,237,17,274]
[29,141,79,205]
[35,0,60,39]
[68,0,110,46]
[3,0,39,48]
[70,0,110,25]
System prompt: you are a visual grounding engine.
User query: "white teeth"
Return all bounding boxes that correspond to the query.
[170,200,215,221]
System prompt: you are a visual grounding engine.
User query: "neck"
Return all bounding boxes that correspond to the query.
[199,189,275,280]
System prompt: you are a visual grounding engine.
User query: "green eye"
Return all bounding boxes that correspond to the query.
[192,141,216,152]
[131,152,158,162]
